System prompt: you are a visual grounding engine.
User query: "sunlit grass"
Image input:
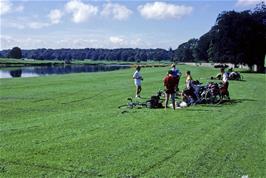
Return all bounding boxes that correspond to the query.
[0,65,265,177]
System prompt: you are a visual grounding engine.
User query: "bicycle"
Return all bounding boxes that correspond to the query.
[203,82,231,104]
[118,98,148,109]
[118,90,165,109]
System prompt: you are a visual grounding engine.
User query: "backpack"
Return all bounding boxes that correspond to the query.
[147,94,163,109]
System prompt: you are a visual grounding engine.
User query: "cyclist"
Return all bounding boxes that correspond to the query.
[220,68,230,99]
[182,71,198,104]
[170,64,182,92]
[133,66,143,98]
[163,70,177,110]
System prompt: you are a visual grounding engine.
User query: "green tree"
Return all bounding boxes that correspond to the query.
[8,47,22,59]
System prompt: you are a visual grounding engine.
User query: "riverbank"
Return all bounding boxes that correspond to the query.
[0,58,65,67]
[0,58,171,68]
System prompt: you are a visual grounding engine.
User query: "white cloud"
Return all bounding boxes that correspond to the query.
[101,3,132,20]
[109,36,125,45]
[65,0,98,23]
[138,2,193,20]
[0,0,12,15]
[0,35,104,49]
[2,17,52,30]
[48,9,63,24]
[130,38,142,47]
[236,0,265,6]
[4,21,26,29]
[15,5,24,12]
[28,22,51,29]
[0,34,164,50]
[0,0,24,15]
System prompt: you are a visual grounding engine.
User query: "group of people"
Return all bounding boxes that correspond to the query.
[132,64,229,110]
[213,70,242,81]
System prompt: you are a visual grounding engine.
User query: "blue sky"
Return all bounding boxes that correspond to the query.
[0,0,264,50]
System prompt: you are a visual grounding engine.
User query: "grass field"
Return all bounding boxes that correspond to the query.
[0,65,265,177]
[0,58,65,68]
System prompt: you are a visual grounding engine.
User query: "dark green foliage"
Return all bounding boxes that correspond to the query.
[0,48,172,62]
[174,39,198,62]
[209,6,266,71]
[8,47,22,59]
[173,3,266,72]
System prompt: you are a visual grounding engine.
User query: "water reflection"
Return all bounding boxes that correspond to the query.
[9,69,22,77]
[0,64,130,78]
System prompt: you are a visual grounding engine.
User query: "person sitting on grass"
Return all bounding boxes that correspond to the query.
[133,66,143,98]
[182,71,198,105]
[163,70,177,110]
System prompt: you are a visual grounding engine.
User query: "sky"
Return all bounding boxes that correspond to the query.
[0,0,264,50]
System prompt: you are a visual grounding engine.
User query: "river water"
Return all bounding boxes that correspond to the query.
[0,64,130,79]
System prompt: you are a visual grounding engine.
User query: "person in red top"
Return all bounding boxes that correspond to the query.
[164,70,177,110]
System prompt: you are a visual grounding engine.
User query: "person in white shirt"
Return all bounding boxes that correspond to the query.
[221,68,229,83]
[220,68,230,99]
[133,66,143,98]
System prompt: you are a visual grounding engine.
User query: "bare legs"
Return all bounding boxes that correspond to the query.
[165,93,175,110]
[135,86,142,97]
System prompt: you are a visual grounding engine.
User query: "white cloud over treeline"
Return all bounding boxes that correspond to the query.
[138,2,193,20]
[101,3,132,20]
[236,0,266,6]
[65,0,98,23]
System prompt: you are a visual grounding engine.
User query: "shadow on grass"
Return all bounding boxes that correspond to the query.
[220,98,256,104]
[239,70,265,74]
[209,78,246,82]
[231,79,246,82]
[199,98,257,108]
[186,108,220,112]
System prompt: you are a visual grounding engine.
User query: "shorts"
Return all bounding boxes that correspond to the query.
[135,82,141,87]
[134,80,141,87]
[165,89,175,94]
[165,90,176,101]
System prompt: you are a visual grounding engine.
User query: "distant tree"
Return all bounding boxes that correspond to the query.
[189,3,265,72]
[2,47,171,63]
[174,39,198,62]
[209,5,266,71]
[169,47,174,61]
[8,47,22,59]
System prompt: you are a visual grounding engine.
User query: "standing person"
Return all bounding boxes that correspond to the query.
[171,64,182,92]
[163,70,177,110]
[133,66,143,98]
[220,68,230,99]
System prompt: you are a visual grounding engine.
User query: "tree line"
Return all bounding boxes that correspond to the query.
[0,48,171,62]
[174,3,266,72]
[1,3,265,71]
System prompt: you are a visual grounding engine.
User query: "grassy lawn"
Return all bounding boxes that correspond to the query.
[0,65,265,177]
[0,58,65,67]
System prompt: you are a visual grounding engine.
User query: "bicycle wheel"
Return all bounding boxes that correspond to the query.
[205,90,221,104]
[212,93,222,104]
[118,103,133,109]
[204,90,212,104]
[133,102,147,109]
